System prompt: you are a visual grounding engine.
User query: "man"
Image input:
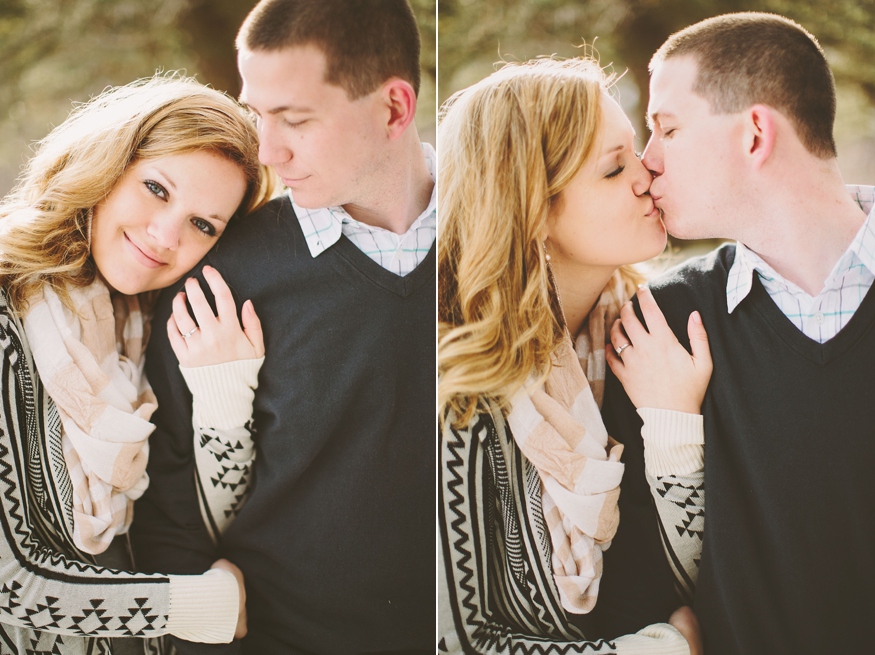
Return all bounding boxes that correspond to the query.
[597,12,875,655]
[131,1,435,653]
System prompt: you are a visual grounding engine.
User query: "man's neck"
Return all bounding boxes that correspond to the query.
[738,171,867,297]
[343,139,434,235]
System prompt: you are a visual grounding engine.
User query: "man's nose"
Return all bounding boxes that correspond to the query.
[641,134,663,177]
[257,120,292,167]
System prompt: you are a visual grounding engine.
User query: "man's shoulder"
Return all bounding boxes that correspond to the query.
[642,242,736,323]
[650,242,736,294]
[210,194,300,259]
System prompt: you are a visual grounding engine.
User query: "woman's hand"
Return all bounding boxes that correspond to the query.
[168,265,264,368]
[211,558,247,640]
[669,605,703,655]
[606,286,712,414]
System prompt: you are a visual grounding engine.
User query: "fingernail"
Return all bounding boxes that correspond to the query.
[692,311,702,324]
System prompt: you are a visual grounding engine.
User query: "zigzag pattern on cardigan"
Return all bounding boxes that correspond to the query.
[439,406,622,654]
[0,294,169,654]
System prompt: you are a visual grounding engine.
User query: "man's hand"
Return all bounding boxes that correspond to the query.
[211,558,247,639]
[669,605,703,655]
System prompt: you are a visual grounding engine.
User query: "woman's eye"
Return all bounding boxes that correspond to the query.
[284,118,306,129]
[144,179,167,199]
[606,165,625,179]
[662,128,676,138]
[191,217,217,237]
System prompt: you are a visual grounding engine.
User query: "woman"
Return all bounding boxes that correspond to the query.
[438,57,710,653]
[0,74,273,653]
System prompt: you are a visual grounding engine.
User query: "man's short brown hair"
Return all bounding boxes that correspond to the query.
[237,0,421,100]
[651,12,837,159]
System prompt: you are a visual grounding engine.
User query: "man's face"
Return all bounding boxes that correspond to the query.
[641,56,742,239]
[238,44,386,210]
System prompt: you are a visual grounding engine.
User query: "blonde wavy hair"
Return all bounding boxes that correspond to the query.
[438,57,642,426]
[0,73,276,313]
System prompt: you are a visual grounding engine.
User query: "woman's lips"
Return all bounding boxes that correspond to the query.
[124,234,165,269]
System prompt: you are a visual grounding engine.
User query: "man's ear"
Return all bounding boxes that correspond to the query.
[744,104,777,169]
[380,78,417,139]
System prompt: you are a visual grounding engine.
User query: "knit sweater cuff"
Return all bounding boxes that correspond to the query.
[166,569,238,643]
[179,358,264,430]
[637,408,704,477]
[615,622,691,654]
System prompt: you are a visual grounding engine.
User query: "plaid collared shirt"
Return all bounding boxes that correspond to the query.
[292,142,436,277]
[726,185,875,343]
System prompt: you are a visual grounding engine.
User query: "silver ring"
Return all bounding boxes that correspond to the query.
[615,342,631,356]
[181,327,199,340]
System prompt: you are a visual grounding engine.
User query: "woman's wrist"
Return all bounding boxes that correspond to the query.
[166,569,239,643]
[179,357,264,429]
[637,408,704,477]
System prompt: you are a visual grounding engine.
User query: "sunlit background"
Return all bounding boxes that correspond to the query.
[0,0,436,197]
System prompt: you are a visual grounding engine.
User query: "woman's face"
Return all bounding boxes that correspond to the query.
[91,150,247,295]
[545,93,666,271]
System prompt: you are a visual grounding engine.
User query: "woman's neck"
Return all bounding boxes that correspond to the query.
[548,260,615,338]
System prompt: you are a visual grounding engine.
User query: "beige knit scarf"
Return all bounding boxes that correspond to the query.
[506,272,630,614]
[23,278,155,555]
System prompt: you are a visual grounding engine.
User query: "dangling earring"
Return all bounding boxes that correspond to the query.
[85,208,93,250]
[543,240,568,333]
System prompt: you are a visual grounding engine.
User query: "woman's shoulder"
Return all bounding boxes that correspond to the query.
[442,401,507,447]
[0,289,21,327]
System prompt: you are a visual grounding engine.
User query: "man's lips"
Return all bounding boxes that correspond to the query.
[124,234,165,268]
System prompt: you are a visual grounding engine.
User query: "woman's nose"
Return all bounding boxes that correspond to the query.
[632,157,654,197]
[146,213,182,250]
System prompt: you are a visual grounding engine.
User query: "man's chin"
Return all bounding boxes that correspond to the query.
[663,214,697,241]
[287,189,329,210]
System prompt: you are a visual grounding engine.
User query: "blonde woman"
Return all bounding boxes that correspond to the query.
[438,57,711,654]
[0,75,274,653]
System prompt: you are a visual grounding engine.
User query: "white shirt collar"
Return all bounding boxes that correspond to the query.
[292,142,437,259]
[726,184,875,313]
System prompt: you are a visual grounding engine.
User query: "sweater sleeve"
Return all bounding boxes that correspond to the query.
[179,357,263,541]
[439,412,691,655]
[131,267,241,653]
[638,408,705,602]
[0,319,238,643]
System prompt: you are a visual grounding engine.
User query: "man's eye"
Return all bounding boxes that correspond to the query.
[144,180,167,199]
[663,128,676,138]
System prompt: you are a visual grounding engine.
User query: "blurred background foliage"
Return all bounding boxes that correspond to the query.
[439,0,875,260]
[0,0,436,196]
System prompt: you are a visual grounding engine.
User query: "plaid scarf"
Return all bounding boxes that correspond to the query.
[506,272,629,614]
[23,278,155,554]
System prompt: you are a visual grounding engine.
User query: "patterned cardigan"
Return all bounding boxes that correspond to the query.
[0,292,177,655]
[439,402,703,655]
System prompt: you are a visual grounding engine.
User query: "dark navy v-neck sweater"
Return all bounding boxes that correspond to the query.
[597,244,875,654]
[132,195,435,655]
